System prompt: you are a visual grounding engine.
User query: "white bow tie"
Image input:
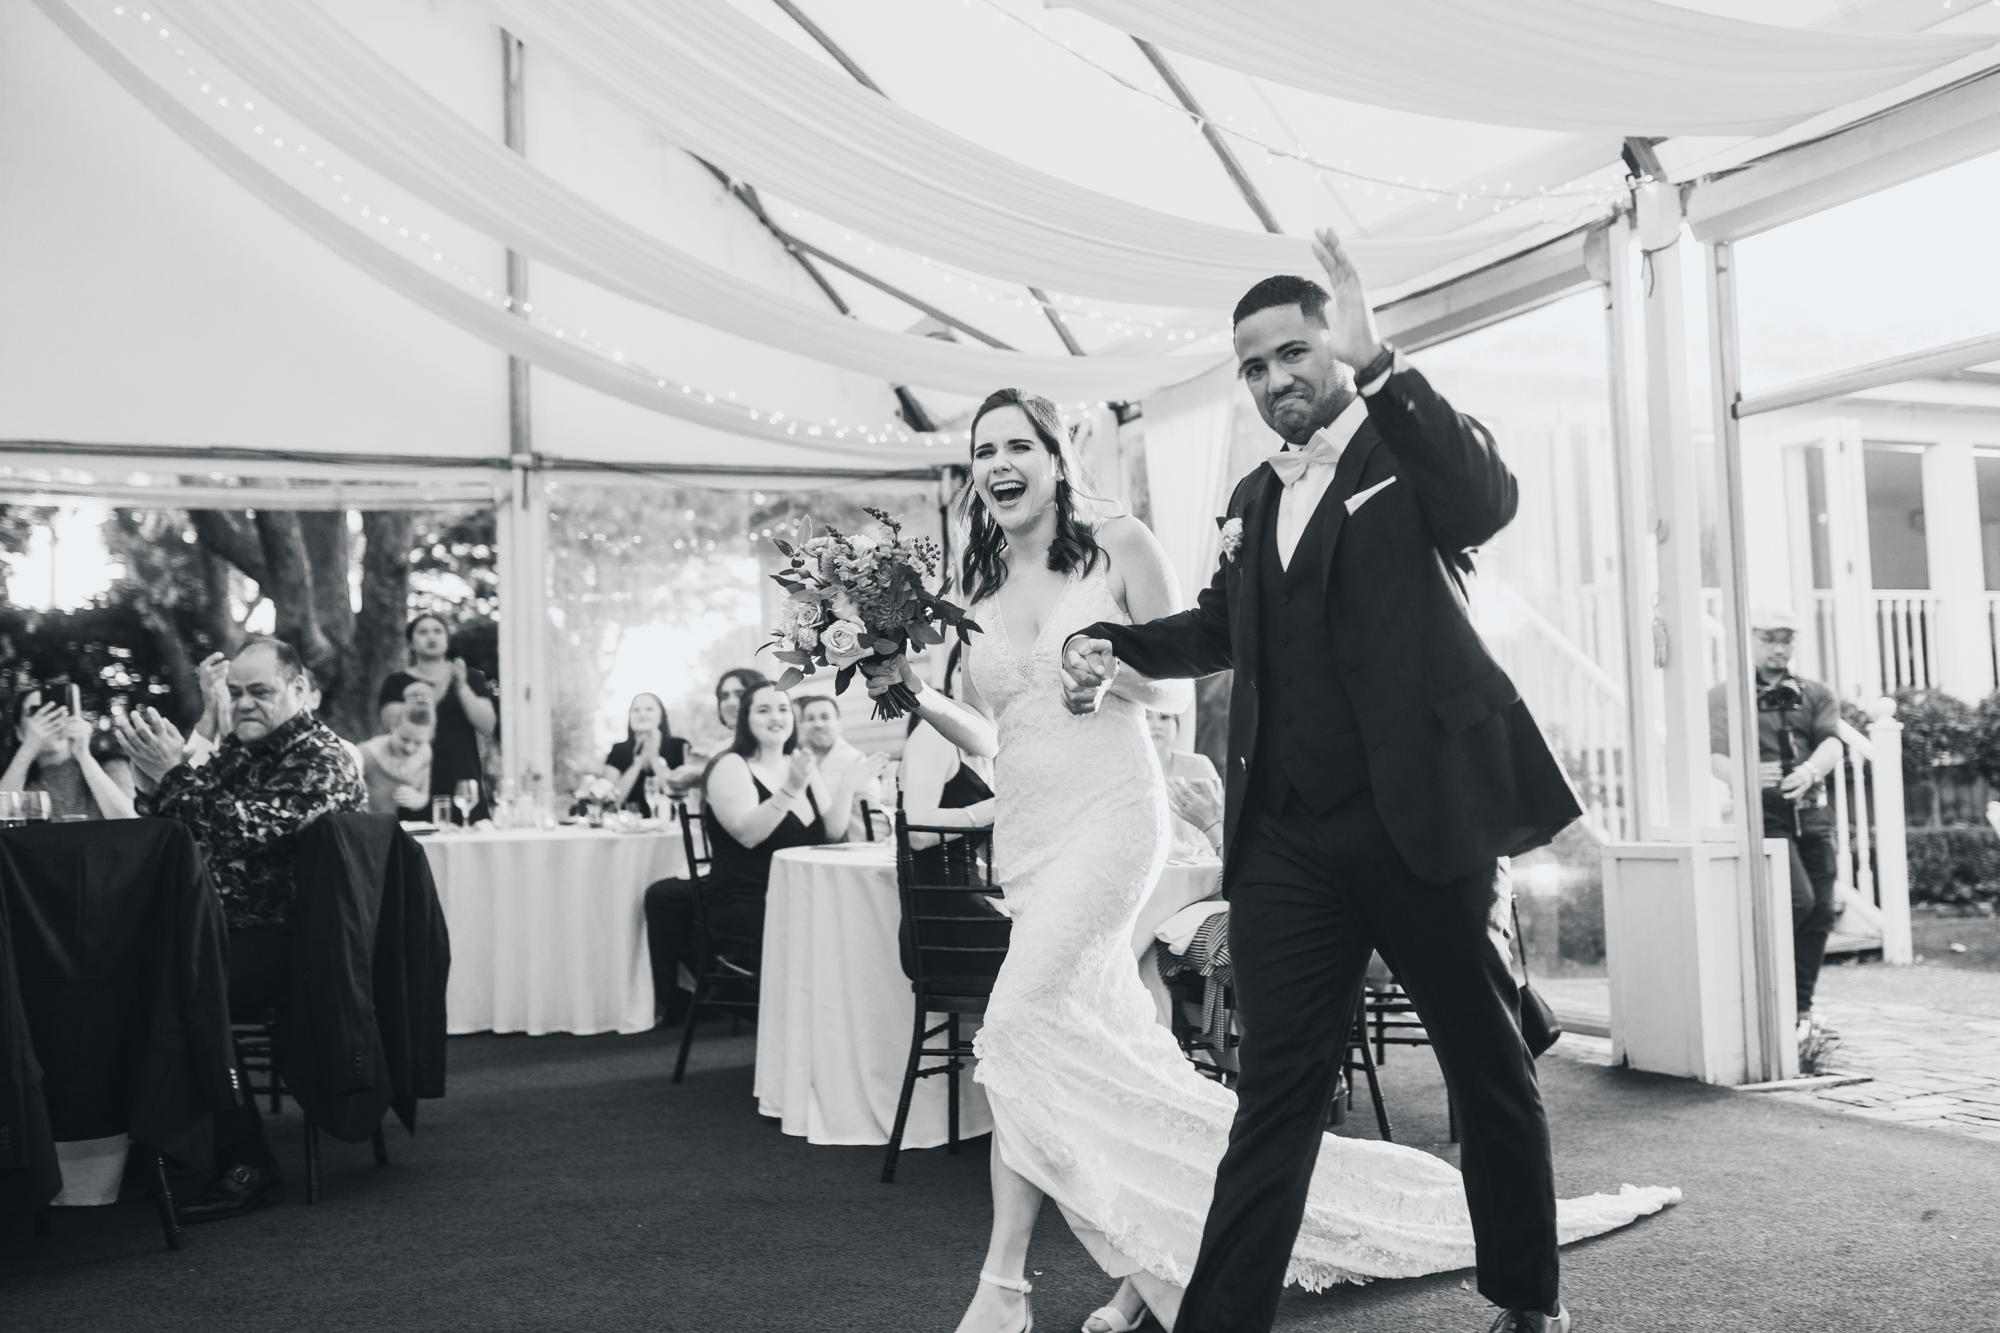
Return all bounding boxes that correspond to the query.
[1269,434,1340,488]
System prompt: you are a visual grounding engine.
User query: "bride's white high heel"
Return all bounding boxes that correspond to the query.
[1080,1305,1145,1333]
[979,1271,1035,1333]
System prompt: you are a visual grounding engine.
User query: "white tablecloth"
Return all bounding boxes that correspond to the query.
[754,844,1223,1147]
[425,826,685,1036]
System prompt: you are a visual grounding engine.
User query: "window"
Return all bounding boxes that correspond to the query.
[1862,444,1929,590]
[1977,452,2000,593]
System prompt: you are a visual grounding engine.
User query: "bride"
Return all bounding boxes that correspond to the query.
[872,388,1674,1333]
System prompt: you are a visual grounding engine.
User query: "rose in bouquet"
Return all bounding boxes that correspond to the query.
[766,508,980,720]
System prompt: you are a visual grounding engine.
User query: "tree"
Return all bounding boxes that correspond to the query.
[1895,686,1977,828]
[124,508,416,741]
[0,505,55,605]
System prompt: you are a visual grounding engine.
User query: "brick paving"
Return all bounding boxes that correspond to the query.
[1540,965,2000,1144]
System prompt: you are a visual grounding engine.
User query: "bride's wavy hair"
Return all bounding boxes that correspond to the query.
[957,388,1104,606]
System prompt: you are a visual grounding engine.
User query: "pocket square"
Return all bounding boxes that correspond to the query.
[1345,476,1397,514]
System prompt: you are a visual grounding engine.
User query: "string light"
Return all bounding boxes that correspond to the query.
[102,0,947,456]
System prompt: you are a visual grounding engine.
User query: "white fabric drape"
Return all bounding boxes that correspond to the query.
[143,0,1225,403]
[475,0,1528,309]
[38,0,937,466]
[1142,361,1239,610]
[1061,0,1995,136]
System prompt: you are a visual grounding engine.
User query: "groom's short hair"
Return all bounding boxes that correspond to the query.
[1233,275,1330,329]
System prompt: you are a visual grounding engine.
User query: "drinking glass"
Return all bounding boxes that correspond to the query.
[454,780,479,827]
[0,792,22,827]
[431,796,455,829]
[489,797,513,831]
[643,772,663,814]
[22,791,51,823]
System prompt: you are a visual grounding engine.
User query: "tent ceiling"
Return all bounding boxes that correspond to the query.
[3,0,1997,478]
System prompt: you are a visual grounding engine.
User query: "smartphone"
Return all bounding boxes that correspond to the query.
[67,683,81,717]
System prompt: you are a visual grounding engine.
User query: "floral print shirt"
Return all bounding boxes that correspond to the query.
[152,711,367,930]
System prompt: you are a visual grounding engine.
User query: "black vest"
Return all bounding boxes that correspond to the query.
[1250,486,1370,816]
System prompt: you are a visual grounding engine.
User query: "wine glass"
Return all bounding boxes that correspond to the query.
[454,779,479,827]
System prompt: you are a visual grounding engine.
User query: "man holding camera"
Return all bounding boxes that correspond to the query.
[1708,606,1843,1047]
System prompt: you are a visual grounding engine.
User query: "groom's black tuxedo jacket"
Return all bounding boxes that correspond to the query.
[1080,365,1580,887]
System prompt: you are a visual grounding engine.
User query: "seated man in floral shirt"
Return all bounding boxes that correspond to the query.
[116,634,366,1221]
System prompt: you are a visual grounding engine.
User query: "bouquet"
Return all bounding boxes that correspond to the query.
[766,508,980,720]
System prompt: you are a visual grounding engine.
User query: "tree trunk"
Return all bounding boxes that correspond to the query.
[351,511,414,741]
[253,511,334,672]
[136,604,202,730]
[194,548,244,657]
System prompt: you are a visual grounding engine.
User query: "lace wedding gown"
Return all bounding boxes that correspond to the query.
[967,563,1677,1291]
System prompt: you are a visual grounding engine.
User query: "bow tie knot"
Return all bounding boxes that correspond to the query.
[1270,436,1340,488]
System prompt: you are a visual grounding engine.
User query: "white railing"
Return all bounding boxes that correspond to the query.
[1827,701,1913,964]
[1873,594,1943,692]
[1473,583,1633,841]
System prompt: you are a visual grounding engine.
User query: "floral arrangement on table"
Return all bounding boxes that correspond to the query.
[573,774,618,824]
[767,508,980,720]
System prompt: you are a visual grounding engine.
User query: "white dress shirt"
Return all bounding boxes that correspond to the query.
[1274,396,1369,570]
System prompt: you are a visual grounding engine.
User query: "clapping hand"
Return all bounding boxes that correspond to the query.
[1060,636,1117,715]
[1166,776,1225,834]
[1309,227,1386,371]
[196,651,230,740]
[60,714,96,764]
[113,706,187,783]
[783,744,819,796]
[18,702,66,759]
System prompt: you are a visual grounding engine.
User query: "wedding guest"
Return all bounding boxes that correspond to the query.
[0,689,136,820]
[379,613,495,819]
[360,697,435,819]
[650,684,883,994]
[113,635,366,1222]
[642,669,771,1024]
[665,667,766,796]
[301,666,366,781]
[599,692,687,818]
[796,694,884,835]
[1147,707,1224,856]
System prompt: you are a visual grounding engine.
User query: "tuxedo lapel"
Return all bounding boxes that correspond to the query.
[1237,464,1282,681]
[1319,426,1383,589]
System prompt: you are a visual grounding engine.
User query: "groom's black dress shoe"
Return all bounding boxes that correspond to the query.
[1488,1305,1569,1332]
[180,1163,282,1222]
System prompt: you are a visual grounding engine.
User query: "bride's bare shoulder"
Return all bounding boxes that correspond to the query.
[1093,513,1158,559]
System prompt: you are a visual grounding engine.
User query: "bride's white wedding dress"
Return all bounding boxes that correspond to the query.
[967,563,1677,1291]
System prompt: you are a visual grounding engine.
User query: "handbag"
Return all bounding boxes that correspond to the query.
[1511,897,1563,1058]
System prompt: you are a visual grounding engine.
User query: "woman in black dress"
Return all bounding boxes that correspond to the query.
[599,692,687,818]
[378,613,497,820]
[700,682,885,946]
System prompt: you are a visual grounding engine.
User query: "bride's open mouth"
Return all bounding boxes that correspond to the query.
[989,479,1029,509]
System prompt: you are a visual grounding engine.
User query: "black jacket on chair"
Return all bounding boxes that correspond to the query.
[0,820,238,1222]
[283,814,449,1144]
[1079,366,1581,887]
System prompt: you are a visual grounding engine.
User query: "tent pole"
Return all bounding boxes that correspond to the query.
[498,30,551,798]
[1132,39,1284,236]
[1602,211,1658,841]
[1706,238,1790,1083]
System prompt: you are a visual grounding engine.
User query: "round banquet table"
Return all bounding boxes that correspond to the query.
[424,825,685,1036]
[755,843,1223,1148]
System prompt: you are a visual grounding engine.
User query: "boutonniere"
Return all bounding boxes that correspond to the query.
[1216,515,1244,563]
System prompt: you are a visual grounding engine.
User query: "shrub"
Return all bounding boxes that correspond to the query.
[1904,825,2000,905]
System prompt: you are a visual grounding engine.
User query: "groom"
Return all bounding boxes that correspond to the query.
[1063,231,1582,1332]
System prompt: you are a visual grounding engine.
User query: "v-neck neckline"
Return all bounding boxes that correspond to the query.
[991,567,1079,663]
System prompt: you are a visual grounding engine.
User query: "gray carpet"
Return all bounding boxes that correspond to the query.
[4,1022,1998,1332]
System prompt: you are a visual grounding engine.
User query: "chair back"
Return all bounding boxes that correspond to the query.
[891,809,1009,998]
[672,798,712,882]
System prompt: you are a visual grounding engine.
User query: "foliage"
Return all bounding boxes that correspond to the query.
[1905,826,2000,906]
[766,507,977,717]
[409,508,499,626]
[1893,687,1977,777]
[0,604,181,745]
[0,505,54,603]
[1970,692,2000,791]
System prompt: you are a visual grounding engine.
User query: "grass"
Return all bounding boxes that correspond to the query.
[1910,910,2000,971]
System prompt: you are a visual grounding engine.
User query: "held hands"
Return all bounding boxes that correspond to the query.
[450,657,470,689]
[1309,227,1386,371]
[60,715,96,765]
[1060,636,1118,715]
[393,784,425,810]
[112,706,187,783]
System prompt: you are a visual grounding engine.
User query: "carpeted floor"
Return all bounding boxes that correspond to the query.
[5,1021,2000,1332]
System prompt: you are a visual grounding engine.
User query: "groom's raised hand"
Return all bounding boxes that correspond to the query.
[1060,635,1118,716]
[1310,227,1387,372]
